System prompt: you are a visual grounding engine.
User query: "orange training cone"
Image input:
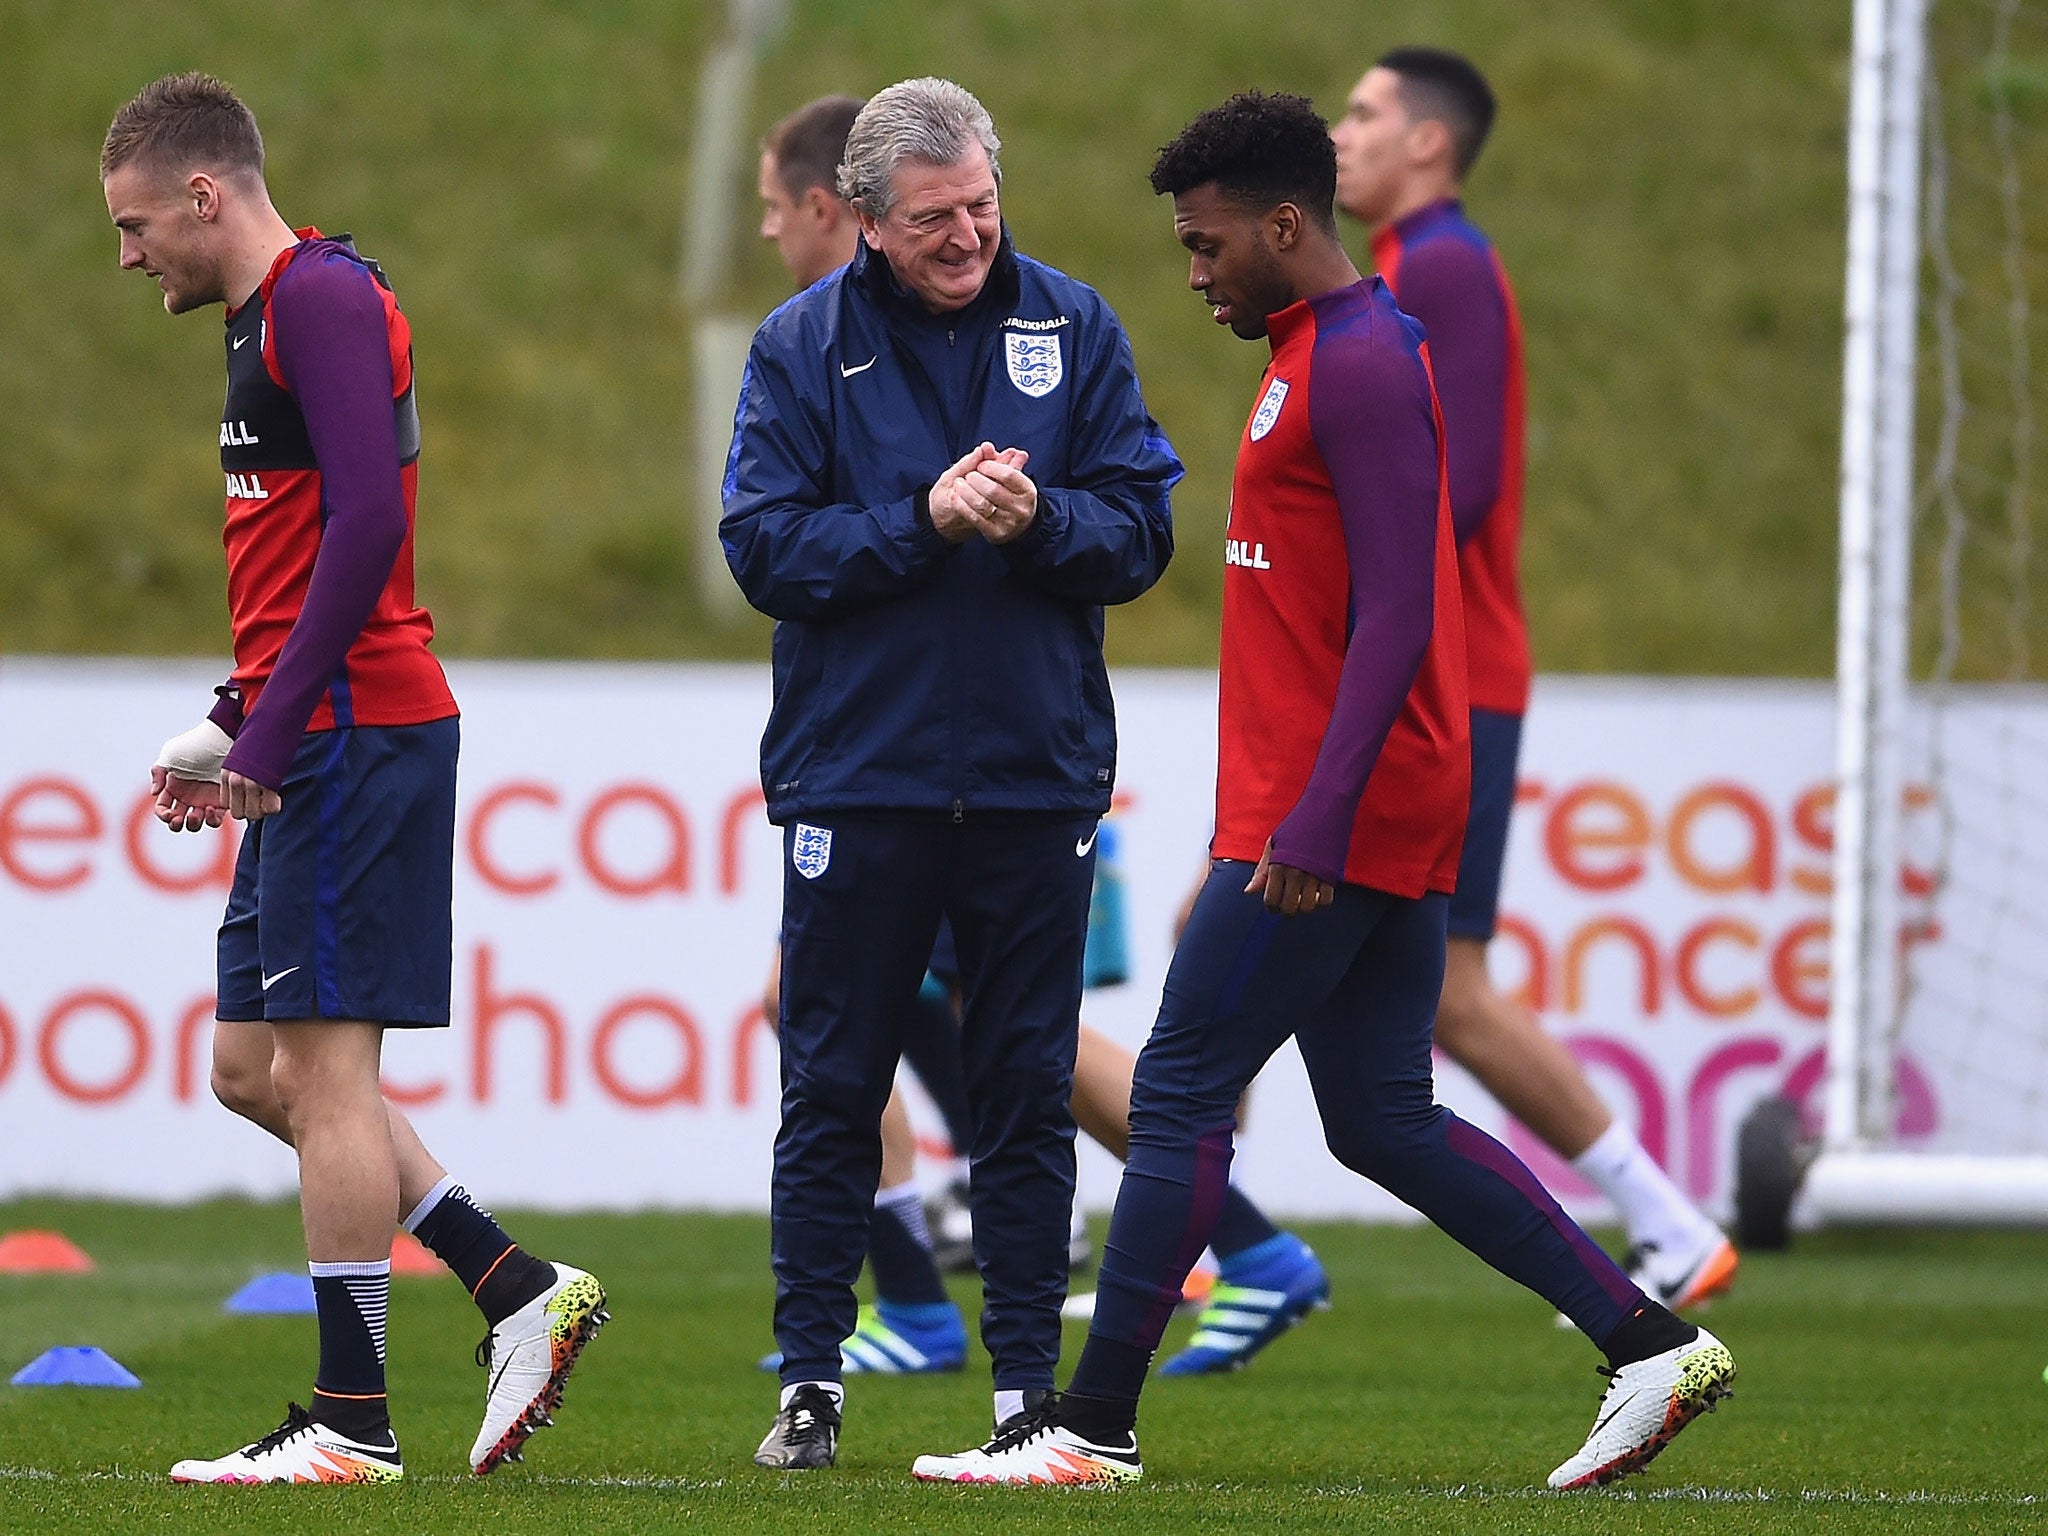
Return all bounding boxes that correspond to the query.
[389,1231,445,1275]
[0,1231,96,1274]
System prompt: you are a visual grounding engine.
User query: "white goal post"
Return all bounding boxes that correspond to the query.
[1808,0,2048,1225]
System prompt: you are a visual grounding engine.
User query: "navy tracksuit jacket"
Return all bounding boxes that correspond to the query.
[722,231,1180,1389]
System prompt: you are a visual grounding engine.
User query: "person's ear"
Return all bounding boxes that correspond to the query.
[188,171,222,221]
[1269,201,1303,252]
[1409,117,1454,172]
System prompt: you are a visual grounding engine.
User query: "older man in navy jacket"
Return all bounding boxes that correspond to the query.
[723,76,1179,1471]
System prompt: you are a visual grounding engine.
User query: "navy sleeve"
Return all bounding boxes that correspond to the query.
[1390,238,1506,547]
[1268,317,1439,883]
[720,330,958,622]
[998,310,1180,604]
[207,683,244,738]
[222,251,407,790]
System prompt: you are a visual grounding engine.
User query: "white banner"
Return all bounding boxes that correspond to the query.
[0,660,1985,1220]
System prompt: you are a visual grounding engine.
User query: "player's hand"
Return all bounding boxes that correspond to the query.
[960,449,1038,545]
[928,444,996,545]
[1245,840,1336,917]
[150,764,228,832]
[155,717,232,779]
[223,770,283,822]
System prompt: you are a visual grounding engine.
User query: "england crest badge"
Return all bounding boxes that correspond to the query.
[1249,378,1290,441]
[791,823,833,879]
[1005,332,1063,398]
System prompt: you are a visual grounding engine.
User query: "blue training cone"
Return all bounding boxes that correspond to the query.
[224,1271,317,1314]
[12,1346,141,1388]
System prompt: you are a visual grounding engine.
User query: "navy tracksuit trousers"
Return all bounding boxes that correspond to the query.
[772,811,1097,1389]
[1076,862,1643,1395]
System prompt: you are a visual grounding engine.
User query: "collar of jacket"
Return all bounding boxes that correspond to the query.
[850,224,1022,322]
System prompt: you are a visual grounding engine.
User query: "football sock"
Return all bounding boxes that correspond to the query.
[1599,1297,1698,1369]
[1208,1183,1282,1261]
[1570,1121,1718,1258]
[781,1379,844,1410]
[994,1388,1027,1426]
[1063,1333,1152,1409]
[1058,1387,1139,1443]
[405,1176,556,1326]
[309,1259,392,1442]
[869,1181,950,1305]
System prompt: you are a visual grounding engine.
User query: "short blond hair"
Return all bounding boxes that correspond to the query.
[101,72,263,182]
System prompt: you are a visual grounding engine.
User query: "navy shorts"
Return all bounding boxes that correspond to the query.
[216,719,459,1027]
[1446,707,1523,942]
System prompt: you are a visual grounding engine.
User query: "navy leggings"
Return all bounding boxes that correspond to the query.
[1080,863,1641,1379]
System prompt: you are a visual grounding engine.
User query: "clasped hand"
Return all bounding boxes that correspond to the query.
[929,442,1038,546]
[151,766,282,830]
[150,717,282,831]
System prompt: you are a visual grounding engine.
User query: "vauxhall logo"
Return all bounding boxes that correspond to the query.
[1225,538,1272,571]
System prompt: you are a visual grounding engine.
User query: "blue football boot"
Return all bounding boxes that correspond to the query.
[758,1299,968,1375]
[1158,1233,1329,1376]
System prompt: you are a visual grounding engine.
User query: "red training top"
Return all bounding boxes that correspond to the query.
[1373,200,1530,715]
[216,229,454,788]
[1211,277,1469,897]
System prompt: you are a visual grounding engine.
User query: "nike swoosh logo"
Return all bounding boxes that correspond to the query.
[840,356,877,377]
[261,966,300,990]
[232,335,250,350]
[1076,826,1099,857]
[1590,1385,1642,1438]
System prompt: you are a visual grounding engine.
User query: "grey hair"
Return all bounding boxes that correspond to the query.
[836,77,1002,215]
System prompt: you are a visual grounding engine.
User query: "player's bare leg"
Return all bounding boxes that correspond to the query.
[1435,939,1736,1309]
[1071,1024,1133,1159]
[211,1020,446,1209]
[174,1021,406,1484]
[270,1021,400,1265]
[205,1020,606,1473]
[1434,942,1608,1155]
[882,1088,919,1185]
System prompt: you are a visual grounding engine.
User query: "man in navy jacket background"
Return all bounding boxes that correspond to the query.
[722,76,1180,1471]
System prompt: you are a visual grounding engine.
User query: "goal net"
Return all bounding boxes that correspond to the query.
[1806,0,2048,1223]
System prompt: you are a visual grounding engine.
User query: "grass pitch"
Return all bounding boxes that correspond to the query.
[0,1198,2042,1534]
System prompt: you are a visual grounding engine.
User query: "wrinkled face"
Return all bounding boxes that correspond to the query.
[1330,67,1417,226]
[758,151,852,289]
[103,160,229,314]
[857,142,1001,313]
[1171,182,1291,341]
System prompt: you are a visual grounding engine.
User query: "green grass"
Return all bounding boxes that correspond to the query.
[1,1199,2043,1533]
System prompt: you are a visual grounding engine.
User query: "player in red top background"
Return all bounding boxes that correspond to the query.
[1333,48,1738,1311]
[912,90,1737,1492]
[103,73,603,1485]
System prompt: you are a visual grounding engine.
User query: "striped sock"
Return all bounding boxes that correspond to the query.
[869,1181,949,1305]
[309,1259,391,1443]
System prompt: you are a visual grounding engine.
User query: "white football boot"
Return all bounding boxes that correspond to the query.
[912,1401,1142,1486]
[169,1402,402,1485]
[1548,1326,1736,1490]
[1628,1233,1741,1312]
[470,1263,609,1474]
